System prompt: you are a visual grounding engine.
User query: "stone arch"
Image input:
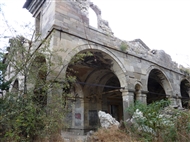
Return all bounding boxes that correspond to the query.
[180,78,190,108]
[65,46,127,129]
[89,2,101,28]
[89,7,98,28]
[146,66,173,93]
[83,69,123,121]
[146,67,173,104]
[89,2,113,35]
[65,45,126,88]
[134,81,143,92]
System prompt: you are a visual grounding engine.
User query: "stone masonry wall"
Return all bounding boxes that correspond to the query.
[23,0,190,138]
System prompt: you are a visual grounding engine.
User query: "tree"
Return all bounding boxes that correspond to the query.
[0,27,93,142]
[0,2,96,141]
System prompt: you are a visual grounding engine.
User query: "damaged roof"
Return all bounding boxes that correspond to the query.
[23,0,32,8]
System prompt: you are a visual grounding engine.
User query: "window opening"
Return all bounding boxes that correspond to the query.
[89,8,97,28]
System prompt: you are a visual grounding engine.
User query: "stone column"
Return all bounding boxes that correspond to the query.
[121,89,134,120]
[74,98,84,135]
[136,91,147,104]
[47,83,63,111]
[166,90,177,107]
[46,82,64,134]
[176,96,182,108]
[167,93,177,107]
[168,97,178,107]
[187,90,190,108]
[80,99,85,128]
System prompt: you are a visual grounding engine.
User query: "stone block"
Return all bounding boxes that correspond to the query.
[134,67,142,74]
[133,72,141,80]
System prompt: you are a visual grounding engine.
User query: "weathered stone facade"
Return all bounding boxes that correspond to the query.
[18,0,190,138]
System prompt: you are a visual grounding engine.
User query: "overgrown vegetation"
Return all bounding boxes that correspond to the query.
[0,36,58,141]
[179,66,190,76]
[127,100,190,142]
[88,126,137,142]
[0,33,93,141]
[120,41,128,52]
[89,100,190,142]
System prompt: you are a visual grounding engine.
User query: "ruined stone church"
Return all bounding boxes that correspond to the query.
[10,0,189,136]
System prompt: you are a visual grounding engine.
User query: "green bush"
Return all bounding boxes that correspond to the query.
[120,41,128,52]
[0,92,65,142]
[127,100,190,142]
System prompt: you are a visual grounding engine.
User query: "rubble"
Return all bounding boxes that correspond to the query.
[98,111,119,129]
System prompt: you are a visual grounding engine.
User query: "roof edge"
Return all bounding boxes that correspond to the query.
[132,39,150,50]
[23,0,32,9]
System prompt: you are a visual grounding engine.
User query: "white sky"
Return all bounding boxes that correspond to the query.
[0,0,190,67]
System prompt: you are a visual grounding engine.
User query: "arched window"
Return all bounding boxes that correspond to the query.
[89,8,98,28]
[30,55,47,106]
[12,79,19,93]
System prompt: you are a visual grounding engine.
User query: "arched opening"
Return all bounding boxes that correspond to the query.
[89,8,98,28]
[147,69,168,104]
[102,76,122,121]
[12,79,19,93]
[66,50,124,131]
[180,79,190,108]
[30,55,47,106]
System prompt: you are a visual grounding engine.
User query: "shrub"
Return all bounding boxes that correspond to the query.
[120,41,128,52]
[127,100,190,142]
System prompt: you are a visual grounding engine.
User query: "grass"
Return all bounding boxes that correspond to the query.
[88,126,139,142]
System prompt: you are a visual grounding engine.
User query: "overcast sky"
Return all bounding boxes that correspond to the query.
[1,0,190,67]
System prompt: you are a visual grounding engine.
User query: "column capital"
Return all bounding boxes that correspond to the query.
[120,88,128,93]
[120,89,134,97]
[141,94,147,97]
[135,90,141,95]
[136,93,146,97]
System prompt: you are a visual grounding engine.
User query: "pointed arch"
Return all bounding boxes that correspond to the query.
[11,79,19,93]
